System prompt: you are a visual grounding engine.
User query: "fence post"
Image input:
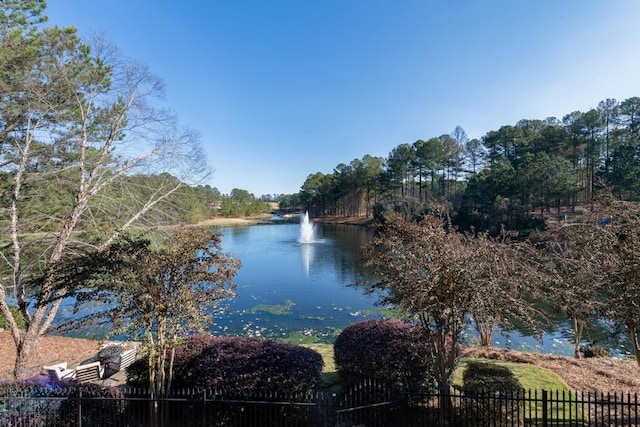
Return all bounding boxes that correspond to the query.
[542,389,548,427]
[202,389,207,427]
[398,389,407,427]
[77,389,82,427]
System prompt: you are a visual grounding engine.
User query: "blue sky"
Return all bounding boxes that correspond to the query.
[45,1,640,197]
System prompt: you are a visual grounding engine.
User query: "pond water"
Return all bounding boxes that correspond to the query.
[211,218,631,357]
[211,220,381,343]
[48,216,628,357]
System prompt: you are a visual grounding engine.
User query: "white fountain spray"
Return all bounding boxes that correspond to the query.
[297,211,316,244]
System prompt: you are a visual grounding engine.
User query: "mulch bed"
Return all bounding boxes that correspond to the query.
[0,330,102,380]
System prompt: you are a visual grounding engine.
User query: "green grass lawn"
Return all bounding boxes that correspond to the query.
[302,345,572,392]
[452,358,572,391]
[303,345,585,422]
[453,358,584,424]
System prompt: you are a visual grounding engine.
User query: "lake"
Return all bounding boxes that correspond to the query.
[212,218,631,357]
[211,219,381,343]
[50,216,627,357]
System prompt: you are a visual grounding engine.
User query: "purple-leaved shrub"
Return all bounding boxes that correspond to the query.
[127,335,323,395]
[191,337,323,394]
[127,334,215,388]
[334,319,433,390]
[59,384,125,426]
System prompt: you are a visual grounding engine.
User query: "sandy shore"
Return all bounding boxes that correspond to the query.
[197,216,269,227]
[198,214,374,228]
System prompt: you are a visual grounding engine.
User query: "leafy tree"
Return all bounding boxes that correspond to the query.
[604,141,640,200]
[0,1,208,378]
[619,97,640,140]
[219,188,271,216]
[597,98,620,174]
[539,117,570,158]
[462,157,518,230]
[464,138,485,176]
[482,125,527,167]
[440,133,465,199]
[521,153,579,217]
[70,227,240,396]
[300,171,335,216]
[387,143,416,200]
[285,95,640,228]
[414,138,446,200]
[360,154,386,217]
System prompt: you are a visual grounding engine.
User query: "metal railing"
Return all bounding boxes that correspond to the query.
[1,383,639,426]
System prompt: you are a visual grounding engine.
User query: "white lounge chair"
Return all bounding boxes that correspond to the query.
[107,347,137,372]
[42,362,76,383]
[75,360,105,383]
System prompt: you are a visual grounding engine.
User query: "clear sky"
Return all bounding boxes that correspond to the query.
[44,1,640,197]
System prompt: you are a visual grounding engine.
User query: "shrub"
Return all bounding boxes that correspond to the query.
[462,361,522,393]
[461,362,524,427]
[126,334,216,387]
[58,384,126,426]
[191,337,323,394]
[124,357,147,388]
[170,334,216,388]
[334,319,432,390]
[580,343,608,358]
[0,381,61,426]
[126,335,323,395]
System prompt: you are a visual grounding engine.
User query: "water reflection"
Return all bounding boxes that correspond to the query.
[54,220,631,355]
[213,222,381,343]
[300,242,313,276]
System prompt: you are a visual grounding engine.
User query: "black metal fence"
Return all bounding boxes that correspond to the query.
[1,381,639,426]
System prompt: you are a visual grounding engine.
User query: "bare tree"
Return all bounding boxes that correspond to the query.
[0,8,209,378]
[590,190,640,364]
[360,211,542,400]
[534,218,610,358]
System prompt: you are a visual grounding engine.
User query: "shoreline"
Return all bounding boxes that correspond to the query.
[196,214,375,228]
[197,216,268,227]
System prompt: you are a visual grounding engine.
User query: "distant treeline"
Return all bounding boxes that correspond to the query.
[0,171,273,234]
[280,97,640,231]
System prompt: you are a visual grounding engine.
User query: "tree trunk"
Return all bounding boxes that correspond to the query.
[573,318,584,359]
[627,321,640,368]
[166,347,176,395]
[475,316,496,347]
[13,329,42,379]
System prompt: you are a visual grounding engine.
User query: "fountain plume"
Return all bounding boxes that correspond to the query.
[297,211,316,244]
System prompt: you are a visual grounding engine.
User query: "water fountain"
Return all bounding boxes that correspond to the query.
[297,212,319,275]
[297,211,316,244]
